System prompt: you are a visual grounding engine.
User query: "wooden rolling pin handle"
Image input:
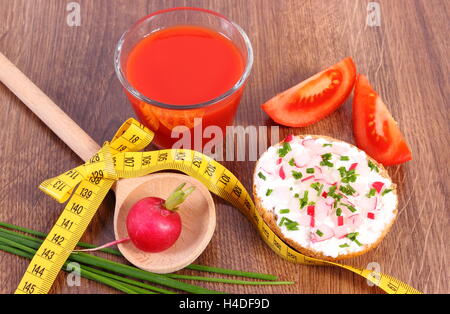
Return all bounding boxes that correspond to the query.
[0,52,101,161]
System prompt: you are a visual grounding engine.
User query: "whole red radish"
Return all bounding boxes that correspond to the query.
[126,183,195,253]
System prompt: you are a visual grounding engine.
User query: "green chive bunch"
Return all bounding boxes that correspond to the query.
[0,222,294,294]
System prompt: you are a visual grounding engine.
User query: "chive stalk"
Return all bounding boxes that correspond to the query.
[184,264,277,281]
[165,274,294,285]
[81,264,171,294]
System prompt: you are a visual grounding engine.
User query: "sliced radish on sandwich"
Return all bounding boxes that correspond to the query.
[311,225,334,242]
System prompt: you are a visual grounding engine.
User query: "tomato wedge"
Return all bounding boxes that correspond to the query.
[352,74,412,166]
[262,57,356,127]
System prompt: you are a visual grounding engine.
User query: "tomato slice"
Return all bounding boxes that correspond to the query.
[352,74,412,166]
[262,57,356,127]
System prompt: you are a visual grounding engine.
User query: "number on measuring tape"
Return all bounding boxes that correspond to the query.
[175,152,186,161]
[204,164,216,177]
[69,202,83,215]
[66,170,79,180]
[22,282,37,294]
[50,233,65,246]
[116,144,127,152]
[129,135,139,143]
[89,170,103,184]
[124,156,134,167]
[60,218,74,230]
[79,188,93,199]
[243,198,252,211]
[40,248,55,260]
[52,180,67,191]
[158,152,168,162]
[89,154,100,163]
[232,185,242,198]
[142,155,151,166]
[219,173,231,185]
[31,264,46,278]
[192,156,202,168]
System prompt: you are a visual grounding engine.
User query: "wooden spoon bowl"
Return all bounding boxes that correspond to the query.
[114,173,216,273]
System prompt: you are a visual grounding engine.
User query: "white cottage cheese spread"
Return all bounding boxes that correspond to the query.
[254,135,397,258]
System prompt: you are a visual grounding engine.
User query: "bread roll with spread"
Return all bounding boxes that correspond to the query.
[253,135,397,261]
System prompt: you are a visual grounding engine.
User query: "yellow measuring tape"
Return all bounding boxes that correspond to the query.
[15,118,421,294]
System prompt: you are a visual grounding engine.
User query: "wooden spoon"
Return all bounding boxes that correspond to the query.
[0,52,216,273]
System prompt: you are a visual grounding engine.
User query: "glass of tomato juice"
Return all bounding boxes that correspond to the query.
[114,7,253,149]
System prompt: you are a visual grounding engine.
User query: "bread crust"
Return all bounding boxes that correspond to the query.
[253,135,398,261]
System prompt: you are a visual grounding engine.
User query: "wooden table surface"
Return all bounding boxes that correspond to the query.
[0,0,448,294]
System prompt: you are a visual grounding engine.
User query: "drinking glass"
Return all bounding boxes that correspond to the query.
[114,7,253,149]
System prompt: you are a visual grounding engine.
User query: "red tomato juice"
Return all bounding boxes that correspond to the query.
[125,25,245,148]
